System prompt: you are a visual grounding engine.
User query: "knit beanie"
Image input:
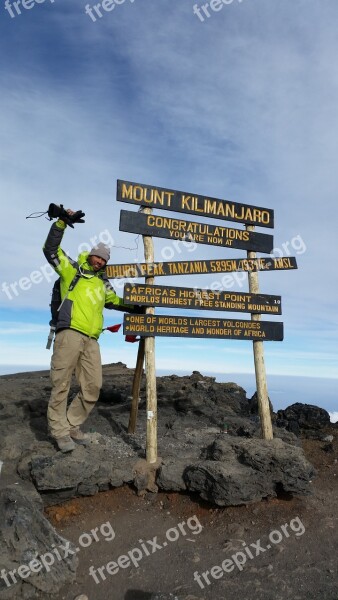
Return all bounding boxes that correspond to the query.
[88,243,110,262]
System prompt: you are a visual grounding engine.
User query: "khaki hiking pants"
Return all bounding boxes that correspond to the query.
[48,329,102,439]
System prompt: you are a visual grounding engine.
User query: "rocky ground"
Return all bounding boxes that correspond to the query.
[0,363,337,600]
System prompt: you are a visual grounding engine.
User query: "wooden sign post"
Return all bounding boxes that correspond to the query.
[142,207,158,463]
[246,225,273,440]
[127,338,145,434]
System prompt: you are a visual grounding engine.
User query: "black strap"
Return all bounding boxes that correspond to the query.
[57,266,81,314]
[69,271,81,291]
[68,266,105,292]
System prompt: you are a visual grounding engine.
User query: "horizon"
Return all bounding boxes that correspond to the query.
[1,363,337,422]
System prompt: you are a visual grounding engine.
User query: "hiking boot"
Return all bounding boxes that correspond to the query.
[56,435,76,453]
[70,427,90,446]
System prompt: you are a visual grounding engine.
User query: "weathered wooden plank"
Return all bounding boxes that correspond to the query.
[124,314,284,341]
[117,180,274,228]
[119,210,274,253]
[123,284,282,315]
[106,257,297,279]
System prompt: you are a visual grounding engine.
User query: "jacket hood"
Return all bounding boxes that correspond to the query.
[77,251,106,275]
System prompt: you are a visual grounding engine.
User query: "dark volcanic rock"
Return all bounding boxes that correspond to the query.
[151,595,182,600]
[0,487,77,599]
[1,365,316,509]
[248,391,274,418]
[27,434,137,505]
[125,594,182,600]
[182,436,315,506]
[276,402,331,438]
[170,375,250,420]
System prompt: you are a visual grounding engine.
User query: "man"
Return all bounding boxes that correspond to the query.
[43,209,135,453]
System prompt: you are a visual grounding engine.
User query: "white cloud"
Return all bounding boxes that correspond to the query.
[329,412,338,424]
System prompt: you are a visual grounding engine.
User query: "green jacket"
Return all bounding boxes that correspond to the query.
[43,220,127,339]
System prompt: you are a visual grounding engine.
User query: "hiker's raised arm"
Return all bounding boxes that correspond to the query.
[43,213,77,276]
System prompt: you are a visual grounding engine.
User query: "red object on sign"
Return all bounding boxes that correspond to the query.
[125,335,140,343]
[105,324,122,333]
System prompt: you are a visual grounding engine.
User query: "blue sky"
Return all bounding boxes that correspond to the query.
[0,0,337,412]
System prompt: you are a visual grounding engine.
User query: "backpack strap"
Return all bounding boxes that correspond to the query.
[46,266,81,350]
[68,269,81,291]
[57,264,81,313]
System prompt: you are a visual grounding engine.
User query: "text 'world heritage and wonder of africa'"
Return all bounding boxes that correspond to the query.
[124,315,284,341]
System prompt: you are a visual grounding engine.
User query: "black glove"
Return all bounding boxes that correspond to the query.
[48,204,85,228]
[131,305,146,314]
[106,303,145,314]
[68,210,86,225]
